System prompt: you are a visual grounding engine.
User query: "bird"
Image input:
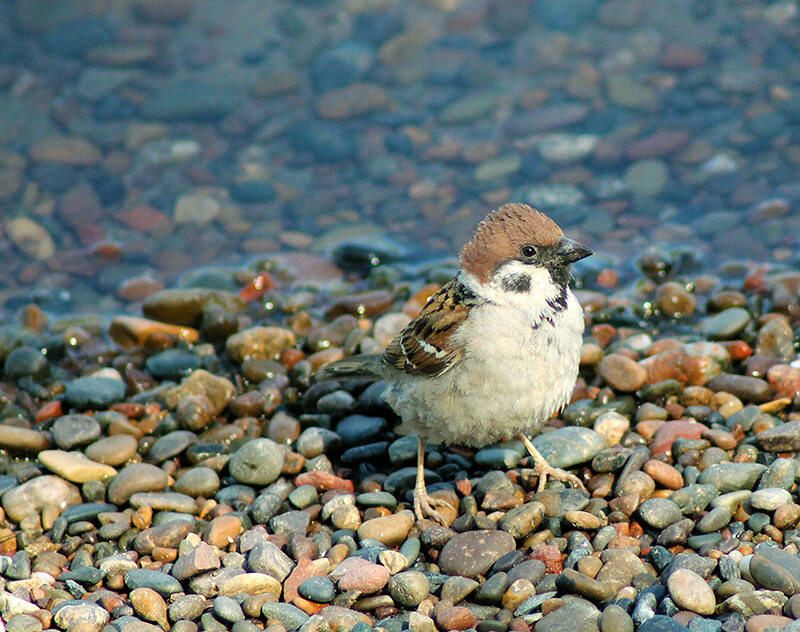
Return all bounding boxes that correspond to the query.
[316,203,592,523]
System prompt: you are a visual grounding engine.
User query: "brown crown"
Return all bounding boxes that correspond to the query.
[459,203,563,283]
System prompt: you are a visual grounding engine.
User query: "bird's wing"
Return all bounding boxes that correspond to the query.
[382,278,477,377]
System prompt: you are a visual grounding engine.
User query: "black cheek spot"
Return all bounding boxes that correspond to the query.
[501,273,531,294]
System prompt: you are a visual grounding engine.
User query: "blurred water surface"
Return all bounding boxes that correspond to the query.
[0,0,799,318]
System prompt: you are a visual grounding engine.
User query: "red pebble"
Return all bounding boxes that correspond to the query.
[240,271,277,302]
[596,269,619,289]
[35,400,63,425]
[280,347,305,371]
[650,420,706,457]
[116,204,171,233]
[436,606,475,631]
[723,340,753,361]
[295,471,354,492]
[591,324,616,347]
[767,364,800,398]
[529,544,563,574]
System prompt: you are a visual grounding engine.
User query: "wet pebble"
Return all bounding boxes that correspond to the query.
[667,568,716,615]
[65,375,126,409]
[388,570,429,608]
[298,576,336,603]
[107,463,169,505]
[438,530,516,578]
[638,497,683,529]
[532,426,607,468]
[51,414,101,449]
[228,438,284,485]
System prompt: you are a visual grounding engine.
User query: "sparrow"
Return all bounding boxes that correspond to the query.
[317,203,592,523]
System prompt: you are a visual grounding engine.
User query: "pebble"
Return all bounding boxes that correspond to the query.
[125,569,184,597]
[129,587,169,629]
[756,419,800,451]
[599,354,646,391]
[330,557,390,593]
[51,414,101,449]
[748,547,800,595]
[172,466,220,497]
[106,463,170,505]
[65,376,127,409]
[388,570,429,608]
[246,540,295,582]
[84,434,139,466]
[37,450,116,482]
[5,218,55,261]
[0,425,50,452]
[298,576,336,603]
[697,463,767,493]
[228,438,284,485]
[51,601,109,632]
[667,568,716,615]
[2,474,82,523]
[638,497,683,529]
[699,308,751,340]
[225,326,296,363]
[260,603,309,630]
[438,530,516,578]
[357,510,414,546]
[531,427,607,468]
[172,541,221,581]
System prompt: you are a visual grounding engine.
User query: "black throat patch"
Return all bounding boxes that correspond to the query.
[500,272,531,294]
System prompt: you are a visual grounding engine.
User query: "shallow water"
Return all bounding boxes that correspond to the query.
[1,0,799,319]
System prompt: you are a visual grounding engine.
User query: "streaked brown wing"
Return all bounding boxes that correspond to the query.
[382,278,476,377]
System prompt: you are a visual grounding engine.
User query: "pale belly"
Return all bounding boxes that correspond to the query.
[384,297,583,447]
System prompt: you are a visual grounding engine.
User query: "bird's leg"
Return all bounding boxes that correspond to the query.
[413,435,450,524]
[518,433,586,492]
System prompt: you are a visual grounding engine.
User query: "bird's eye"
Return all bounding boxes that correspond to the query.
[520,245,537,258]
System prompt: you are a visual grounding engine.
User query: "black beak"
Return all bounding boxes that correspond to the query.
[557,238,593,264]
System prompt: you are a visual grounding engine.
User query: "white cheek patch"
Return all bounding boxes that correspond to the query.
[486,262,559,299]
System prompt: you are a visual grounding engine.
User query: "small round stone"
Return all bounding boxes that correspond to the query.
[749,487,793,511]
[666,568,715,615]
[172,467,220,497]
[107,463,170,505]
[212,596,245,623]
[51,414,101,449]
[129,587,169,629]
[85,434,138,466]
[637,498,683,529]
[64,376,127,409]
[388,570,430,608]
[298,576,336,603]
[228,438,284,485]
[439,530,516,578]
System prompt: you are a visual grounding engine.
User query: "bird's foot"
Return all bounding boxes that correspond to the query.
[413,487,451,525]
[534,461,586,492]
[518,432,586,493]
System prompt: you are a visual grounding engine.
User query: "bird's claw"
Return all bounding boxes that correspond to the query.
[413,488,450,525]
[534,462,586,492]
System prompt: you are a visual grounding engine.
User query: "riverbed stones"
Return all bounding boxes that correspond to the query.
[51,414,101,449]
[37,450,117,482]
[532,427,607,468]
[1,475,82,522]
[438,530,516,578]
[3,7,800,632]
[667,568,716,615]
[106,463,170,505]
[228,438,284,485]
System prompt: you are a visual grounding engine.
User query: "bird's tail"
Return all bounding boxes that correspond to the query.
[314,354,384,382]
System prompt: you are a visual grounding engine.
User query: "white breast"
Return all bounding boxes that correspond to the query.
[384,269,585,447]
